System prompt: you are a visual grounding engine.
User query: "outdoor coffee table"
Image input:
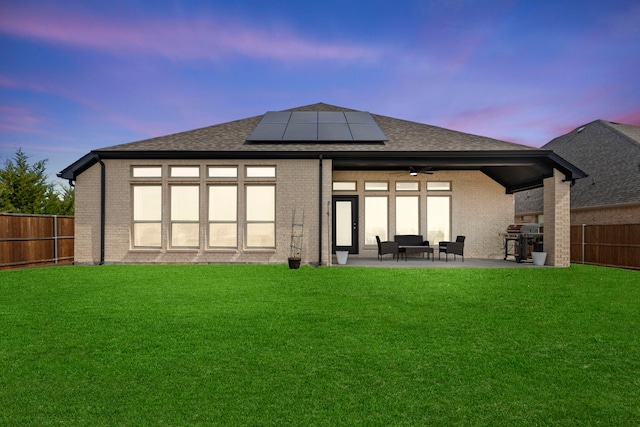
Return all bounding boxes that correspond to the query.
[398,245,434,261]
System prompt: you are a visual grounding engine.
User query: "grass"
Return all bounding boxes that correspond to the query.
[1,264,639,426]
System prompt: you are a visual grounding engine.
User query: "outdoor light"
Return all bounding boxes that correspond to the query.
[409,167,418,176]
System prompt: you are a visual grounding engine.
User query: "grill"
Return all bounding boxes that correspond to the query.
[503,223,543,262]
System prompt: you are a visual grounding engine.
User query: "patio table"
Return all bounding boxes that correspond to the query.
[398,245,434,261]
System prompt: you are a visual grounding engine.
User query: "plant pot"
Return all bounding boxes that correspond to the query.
[288,257,301,269]
[336,251,349,265]
[532,252,547,266]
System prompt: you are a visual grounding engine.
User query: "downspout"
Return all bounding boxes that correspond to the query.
[318,155,323,266]
[96,155,106,265]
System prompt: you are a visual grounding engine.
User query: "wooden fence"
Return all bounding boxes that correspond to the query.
[570,224,640,270]
[0,213,74,270]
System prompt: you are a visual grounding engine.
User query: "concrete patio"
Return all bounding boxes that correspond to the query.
[331,255,548,268]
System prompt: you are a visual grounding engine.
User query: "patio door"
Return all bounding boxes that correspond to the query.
[333,196,358,254]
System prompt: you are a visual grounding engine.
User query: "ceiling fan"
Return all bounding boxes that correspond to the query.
[408,167,434,176]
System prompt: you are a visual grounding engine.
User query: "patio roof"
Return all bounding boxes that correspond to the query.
[59,102,586,193]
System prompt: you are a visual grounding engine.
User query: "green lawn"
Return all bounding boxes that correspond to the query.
[1,264,639,426]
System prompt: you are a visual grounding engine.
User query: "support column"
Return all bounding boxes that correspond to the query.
[543,169,571,267]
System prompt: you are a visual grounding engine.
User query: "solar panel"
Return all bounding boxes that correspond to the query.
[246,111,387,142]
[246,123,287,141]
[318,111,347,123]
[261,111,291,123]
[290,111,317,123]
[345,111,376,123]
[283,123,317,141]
[318,123,353,140]
[349,123,388,141]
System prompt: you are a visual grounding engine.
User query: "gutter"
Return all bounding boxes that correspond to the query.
[318,155,323,266]
[96,155,105,265]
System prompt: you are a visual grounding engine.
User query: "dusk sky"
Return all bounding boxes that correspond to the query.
[1,0,639,182]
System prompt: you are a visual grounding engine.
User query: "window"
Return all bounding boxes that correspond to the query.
[365,181,388,191]
[132,186,161,247]
[333,181,356,191]
[209,186,237,247]
[246,166,276,178]
[208,166,237,178]
[427,181,451,191]
[132,167,162,178]
[246,185,275,247]
[427,196,450,243]
[396,196,419,235]
[365,196,387,244]
[171,186,199,247]
[396,182,419,191]
[170,166,200,178]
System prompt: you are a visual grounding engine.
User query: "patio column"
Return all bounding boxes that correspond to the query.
[543,168,571,267]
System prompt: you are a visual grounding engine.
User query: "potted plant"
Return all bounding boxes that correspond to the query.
[288,250,301,269]
[288,235,302,269]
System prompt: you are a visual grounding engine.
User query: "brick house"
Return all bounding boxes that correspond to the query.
[516,120,640,225]
[59,103,585,267]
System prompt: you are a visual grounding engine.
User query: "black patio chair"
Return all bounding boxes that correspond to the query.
[376,235,399,261]
[438,235,466,262]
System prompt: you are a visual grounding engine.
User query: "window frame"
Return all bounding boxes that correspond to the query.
[170,185,200,249]
[208,185,238,248]
[245,184,276,249]
[132,184,162,249]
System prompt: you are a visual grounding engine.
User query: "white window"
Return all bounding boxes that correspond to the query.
[333,181,356,191]
[246,185,275,247]
[246,166,276,178]
[365,181,388,191]
[132,167,162,178]
[396,182,419,191]
[208,186,237,247]
[171,186,199,247]
[208,167,237,178]
[365,196,388,245]
[427,196,451,243]
[396,196,419,235]
[170,166,200,178]
[427,181,451,191]
[132,186,162,248]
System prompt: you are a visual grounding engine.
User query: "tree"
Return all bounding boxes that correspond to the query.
[0,148,74,215]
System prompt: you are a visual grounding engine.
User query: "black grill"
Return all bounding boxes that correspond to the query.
[503,224,543,262]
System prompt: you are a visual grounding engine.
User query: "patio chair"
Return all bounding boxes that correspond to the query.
[438,235,465,262]
[376,235,399,261]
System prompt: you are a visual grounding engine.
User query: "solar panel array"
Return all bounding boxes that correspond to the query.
[246,111,388,142]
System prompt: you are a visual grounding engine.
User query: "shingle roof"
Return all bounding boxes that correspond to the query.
[515,120,640,213]
[99,102,535,153]
[59,102,585,192]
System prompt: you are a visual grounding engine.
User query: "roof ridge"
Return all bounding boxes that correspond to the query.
[600,120,640,147]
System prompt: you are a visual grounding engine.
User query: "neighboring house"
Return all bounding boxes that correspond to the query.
[516,120,640,225]
[59,103,584,267]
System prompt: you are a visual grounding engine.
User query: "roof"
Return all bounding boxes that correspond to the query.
[516,120,640,213]
[59,102,585,193]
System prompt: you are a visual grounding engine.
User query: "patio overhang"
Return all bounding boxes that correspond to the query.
[330,150,586,194]
[59,149,585,194]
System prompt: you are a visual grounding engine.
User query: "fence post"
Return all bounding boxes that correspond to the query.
[54,215,58,264]
[581,223,586,264]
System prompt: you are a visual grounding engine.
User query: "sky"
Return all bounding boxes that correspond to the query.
[1,0,639,183]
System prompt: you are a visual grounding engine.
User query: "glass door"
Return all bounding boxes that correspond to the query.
[332,196,358,254]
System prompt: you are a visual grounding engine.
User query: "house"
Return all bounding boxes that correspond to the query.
[59,103,585,267]
[515,120,640,225]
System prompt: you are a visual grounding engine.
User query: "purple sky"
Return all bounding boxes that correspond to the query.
[1,0,639,182]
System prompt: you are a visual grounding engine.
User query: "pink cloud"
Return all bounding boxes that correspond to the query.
[0,5,380,63]
[0,105,48,134]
